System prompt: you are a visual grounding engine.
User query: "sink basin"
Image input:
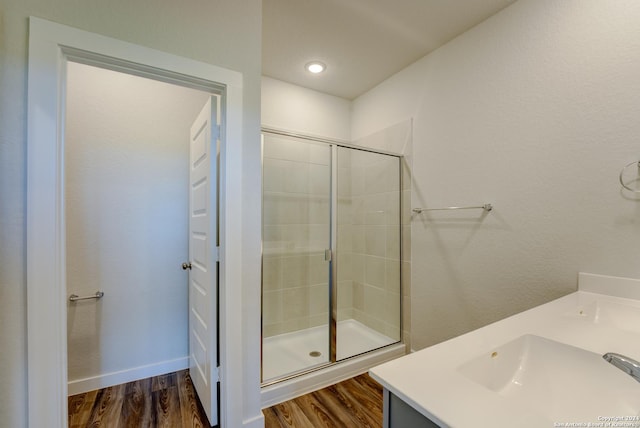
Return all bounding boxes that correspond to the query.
[566,300,640,334]
[458,335,640,422]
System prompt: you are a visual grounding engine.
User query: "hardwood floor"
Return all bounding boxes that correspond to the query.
[68,370,211,428]
[69,371,383,428]
[263,374,383,428]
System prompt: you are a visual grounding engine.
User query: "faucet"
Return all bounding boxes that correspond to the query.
[603,352,640,382]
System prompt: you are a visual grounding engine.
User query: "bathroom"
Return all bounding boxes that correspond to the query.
[5,0,640,427]
[260,0,640,409]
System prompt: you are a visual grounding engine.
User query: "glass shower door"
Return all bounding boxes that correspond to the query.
[335,147,401,360]
[261,133,332,382]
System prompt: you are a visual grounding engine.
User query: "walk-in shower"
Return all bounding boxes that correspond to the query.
[261,129,404,402]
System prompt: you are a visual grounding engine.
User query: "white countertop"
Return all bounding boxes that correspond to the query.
[370,273,640,427]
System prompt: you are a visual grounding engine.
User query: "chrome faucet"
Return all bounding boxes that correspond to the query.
[603,352,640,382]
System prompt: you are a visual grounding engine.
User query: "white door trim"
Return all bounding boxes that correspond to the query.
[26,17,245,428]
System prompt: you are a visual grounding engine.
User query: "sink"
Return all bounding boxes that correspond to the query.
[566,300,640,334]
[458,335,640,422]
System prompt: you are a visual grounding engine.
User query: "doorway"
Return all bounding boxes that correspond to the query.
[26,18,248,428]
[64,61,218,423]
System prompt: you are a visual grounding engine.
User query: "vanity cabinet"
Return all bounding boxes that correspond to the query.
[383,389,441,428]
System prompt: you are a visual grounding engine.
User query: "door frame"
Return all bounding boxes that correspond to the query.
[26,17,245,428]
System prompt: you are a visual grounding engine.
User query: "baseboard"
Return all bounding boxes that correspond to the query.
[243,413,266,428]
[67,356,189,395]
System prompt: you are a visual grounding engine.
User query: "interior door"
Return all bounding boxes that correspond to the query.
[188,96,219,426]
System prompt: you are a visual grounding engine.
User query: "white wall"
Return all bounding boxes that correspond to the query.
[262,76,351,140]
[0,1,262,426]
[352,0,640,350]
[65,62,209,390]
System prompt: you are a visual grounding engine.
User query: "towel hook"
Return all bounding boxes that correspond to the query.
[619,161,640,193]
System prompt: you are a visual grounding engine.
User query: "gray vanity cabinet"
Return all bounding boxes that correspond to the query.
[384,389,442,428]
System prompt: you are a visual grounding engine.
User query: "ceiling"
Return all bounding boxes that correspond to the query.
[262,0,516,100]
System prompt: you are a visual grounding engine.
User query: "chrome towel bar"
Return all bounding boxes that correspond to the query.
[413,204,493,214]
[69,291,104,302]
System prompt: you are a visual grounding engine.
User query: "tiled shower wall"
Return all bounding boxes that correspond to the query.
[352,120,412,351]
[262,135,332,337]
[336,148,402,340]
[262,121,412,351]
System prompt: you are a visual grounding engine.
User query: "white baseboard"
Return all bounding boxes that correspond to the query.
[243,413,266,428]
[67,356,189,395]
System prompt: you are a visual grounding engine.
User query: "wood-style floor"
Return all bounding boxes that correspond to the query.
[263,374,383,428]
[68,369,211,428]
[68,371,382,428]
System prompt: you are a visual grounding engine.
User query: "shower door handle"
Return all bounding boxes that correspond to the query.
[182,262,192,270]
[324,249,332,262]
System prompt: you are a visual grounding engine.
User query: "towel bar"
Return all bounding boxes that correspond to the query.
[412,204,492,214]
[69,291,104,302]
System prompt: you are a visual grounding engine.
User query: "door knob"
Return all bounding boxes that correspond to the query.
[182,262,192,270]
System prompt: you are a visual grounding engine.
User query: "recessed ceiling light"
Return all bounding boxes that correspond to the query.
[305,61,326,74]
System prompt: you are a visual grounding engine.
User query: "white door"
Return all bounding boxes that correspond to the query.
[188,96,219,426]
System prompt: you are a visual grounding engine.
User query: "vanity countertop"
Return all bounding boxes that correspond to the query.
[370,273,640,427]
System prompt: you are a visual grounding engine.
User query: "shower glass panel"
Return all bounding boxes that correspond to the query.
[261,133,332,382]
[335,147,401,360]
[261,130,402,385]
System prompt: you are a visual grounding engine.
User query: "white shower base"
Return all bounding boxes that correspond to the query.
[263,319,395,381]
[261,319,405,407]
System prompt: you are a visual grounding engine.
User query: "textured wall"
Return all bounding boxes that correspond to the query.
[0,1,261,426]
[261,76,351,140]
[351,0,640,350]
[65,62,209,385]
